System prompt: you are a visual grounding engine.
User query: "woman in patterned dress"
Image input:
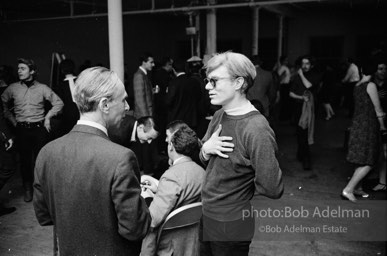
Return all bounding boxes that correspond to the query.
[342,61,386,202]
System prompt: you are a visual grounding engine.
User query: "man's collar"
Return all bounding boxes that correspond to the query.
[21,79,35,87]
[139,66,147,75]
[131,121,138,142]
[77,120,108,136]
[64,74,77,81]
[176,72,185,77]
[224,100,258,116]
[173,156,191,165]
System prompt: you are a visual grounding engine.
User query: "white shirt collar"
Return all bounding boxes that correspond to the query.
[224,101,258,116]
[77,120,108,136]
[63,74,77,81]
[139,66,147,75]
[131,121,138,142]
[176,72,185,77]
[173,156,190,165]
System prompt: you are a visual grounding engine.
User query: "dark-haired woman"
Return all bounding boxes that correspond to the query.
[342,64,386,202]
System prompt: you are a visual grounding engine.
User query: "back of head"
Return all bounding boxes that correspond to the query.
[74,67,120,114]
[279,55,288,65]
[250,55,263,67]
[173,60,186,73]
[166,120,188,133]
[160,56,173,67]
[168,121,199,157]
[137,116,157,132]
[205,51,256,94]
[139,52,153,65]
[60,59,75,75]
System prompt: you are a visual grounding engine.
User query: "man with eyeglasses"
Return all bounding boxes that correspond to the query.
[199,52,283,256]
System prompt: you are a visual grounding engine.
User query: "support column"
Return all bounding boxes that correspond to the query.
[277,15,284,60]
[108,0,124,81]
[252,6,260,56]
[189,14,195,57]
[195,13,201,57]
[206,8,216,55]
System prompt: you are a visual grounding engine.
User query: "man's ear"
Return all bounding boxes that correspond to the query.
[99,97,109,113]
[234,77,244,91]
[30,70,35,75]
[169,141,175,152]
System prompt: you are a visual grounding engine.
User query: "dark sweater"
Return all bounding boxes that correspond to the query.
[200,109,283,221]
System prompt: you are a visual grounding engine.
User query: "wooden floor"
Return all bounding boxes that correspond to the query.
[0,110,386,255]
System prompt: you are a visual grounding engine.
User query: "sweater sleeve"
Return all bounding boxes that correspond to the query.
[246,119,283,199]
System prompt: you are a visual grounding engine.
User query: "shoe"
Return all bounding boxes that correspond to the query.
[353,189,369,198]
[24,190,33,202]
[0,206,16,217]
[341,190,357,203]
[373,183,386,191]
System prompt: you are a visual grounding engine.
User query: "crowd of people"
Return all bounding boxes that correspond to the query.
[0,48,386,255]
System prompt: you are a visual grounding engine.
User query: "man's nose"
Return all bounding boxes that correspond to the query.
[125,101,130,111]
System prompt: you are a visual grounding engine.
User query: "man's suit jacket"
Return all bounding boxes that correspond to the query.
[133,68,153,119]
[33,124,151,256]
[141,158,205,255]
[247,67,276,117]
[166,74,202,128]
[54,80,80,135]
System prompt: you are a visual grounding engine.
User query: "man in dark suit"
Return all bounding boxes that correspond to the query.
[152,57,175,153]
[0,102,16,216]
[166,60,202,132]
[33,67,151,255]
[109,115,159,175]
[133,53,155,119]
[53,58,80,138]
[247,55,277,117]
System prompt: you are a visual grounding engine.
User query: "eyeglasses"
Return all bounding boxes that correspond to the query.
[204,77,235,88]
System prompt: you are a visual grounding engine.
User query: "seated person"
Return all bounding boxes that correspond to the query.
[140,121,205,256]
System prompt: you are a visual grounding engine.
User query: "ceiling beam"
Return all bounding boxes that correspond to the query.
[3,0,327,23]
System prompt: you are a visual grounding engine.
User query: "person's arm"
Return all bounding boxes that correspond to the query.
[165,81,176,108]
[112,150,151,240]
[148,172,181,228]
[249,121,283,198]
[342,67,351,83]
[1,88,17,127]
[133,73,150,117]
[43,85,64,132]
[277,66,286,81]
[33,148,54,226]
[297,69,312,89]
[367,82,386,130]
[289,91,307,101]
